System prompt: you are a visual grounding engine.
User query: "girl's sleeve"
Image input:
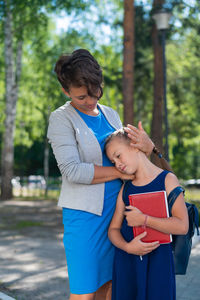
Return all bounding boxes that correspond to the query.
[47,111,94,184]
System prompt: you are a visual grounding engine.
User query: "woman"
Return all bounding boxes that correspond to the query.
[47,49,161,300]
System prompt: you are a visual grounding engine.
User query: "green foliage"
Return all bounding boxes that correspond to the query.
[167,25,200,178]
[0,0,200,180]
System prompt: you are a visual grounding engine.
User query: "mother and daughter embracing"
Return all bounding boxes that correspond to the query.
[47,49,189,300]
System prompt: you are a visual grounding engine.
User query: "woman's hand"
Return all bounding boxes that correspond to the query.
[118,172,135,181]
[114,167,135,181]
[124,205,145,227]
[126,232,160,255]
[124,121,154,156]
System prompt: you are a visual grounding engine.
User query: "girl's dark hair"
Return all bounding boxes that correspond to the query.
[54,49,103,99]
[105,128,130,150]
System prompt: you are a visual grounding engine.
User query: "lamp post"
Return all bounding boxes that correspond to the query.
[153,9,171,162]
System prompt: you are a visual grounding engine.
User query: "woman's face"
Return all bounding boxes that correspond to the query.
[106,138,138,175]
[65,85,100,115]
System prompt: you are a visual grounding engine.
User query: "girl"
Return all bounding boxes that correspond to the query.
[105,128,189,300]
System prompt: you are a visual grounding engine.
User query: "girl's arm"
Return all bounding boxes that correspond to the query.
[125,173,189,235]
[108,187,160,256]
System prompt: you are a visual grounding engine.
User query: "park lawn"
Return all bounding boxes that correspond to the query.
[185,188,200,202]
[11,187,200,226]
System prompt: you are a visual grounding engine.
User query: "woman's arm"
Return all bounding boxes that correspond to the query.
[91,165,135,184]
[108,187,160,256]
[125,173,189,235]
[47,111,94,184]
[47,111,134,185]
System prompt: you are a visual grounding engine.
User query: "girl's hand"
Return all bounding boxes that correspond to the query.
[124,121,154,156]
[124,205,145,226]
[126,232,160,255]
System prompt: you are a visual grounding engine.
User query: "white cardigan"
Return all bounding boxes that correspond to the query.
[47,101,122,215]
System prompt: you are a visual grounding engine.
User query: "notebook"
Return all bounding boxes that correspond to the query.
[128,191,172,244]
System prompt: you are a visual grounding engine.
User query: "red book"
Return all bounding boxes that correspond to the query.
[128,191,172,244]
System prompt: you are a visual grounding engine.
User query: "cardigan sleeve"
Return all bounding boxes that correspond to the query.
[47,110,94,184]
[114,109,123,128]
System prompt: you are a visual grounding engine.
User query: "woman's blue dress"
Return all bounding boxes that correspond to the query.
[112,170,176,300]
[63,108,122,294]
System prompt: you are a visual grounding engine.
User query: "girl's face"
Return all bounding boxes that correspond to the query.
[65,85,100,115]
[106,138,138,174]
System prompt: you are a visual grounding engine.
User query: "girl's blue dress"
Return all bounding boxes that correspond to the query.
[62,108,122,294]
[112,170,176,300]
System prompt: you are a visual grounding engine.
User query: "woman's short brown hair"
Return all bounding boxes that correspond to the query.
[54,49,103,99]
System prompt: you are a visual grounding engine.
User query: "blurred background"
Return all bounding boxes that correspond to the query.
[0,0,200,205]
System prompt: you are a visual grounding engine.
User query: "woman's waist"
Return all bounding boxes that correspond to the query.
[59,179,105,215]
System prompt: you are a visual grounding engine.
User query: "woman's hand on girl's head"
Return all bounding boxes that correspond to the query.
[126,232,160,256]
[124,121,154,156]
[124,205,145,227]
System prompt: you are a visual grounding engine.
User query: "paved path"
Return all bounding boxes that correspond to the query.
[0,200,199,300]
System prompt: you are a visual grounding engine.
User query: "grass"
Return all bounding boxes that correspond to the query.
[0,220,44,230]
[13,188,59,201]
[14,195,58,201]
[13,187,200,201]
[184,188,200,202]
[183,188,200,226]
[10,187,200,227]
[14,220,43,229]
[190,200,200,210]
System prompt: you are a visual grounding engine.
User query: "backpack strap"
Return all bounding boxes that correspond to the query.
[189,203,200,236]
[167,186,199,236]
[167,186,185,212]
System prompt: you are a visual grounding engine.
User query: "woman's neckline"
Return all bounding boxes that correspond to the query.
[130,170,166,188]
[73,104,101,118]
[70,102,100,117]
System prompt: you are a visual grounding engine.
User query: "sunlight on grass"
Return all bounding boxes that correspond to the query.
[185,188,200,202]
[13,188,59,201]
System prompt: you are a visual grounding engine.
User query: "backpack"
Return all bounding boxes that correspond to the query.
[167,186,199,275]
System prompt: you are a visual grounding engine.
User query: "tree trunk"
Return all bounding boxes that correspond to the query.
[44,137,49,197]
[1,0,23,200]
[151,0,165,167]
[44,106,51,197]
[123,0,135,126]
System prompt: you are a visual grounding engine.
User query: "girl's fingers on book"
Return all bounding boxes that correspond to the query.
[141,243,160,255]
[140,240,160,251]
[144,241,160,248]
[136,231,147,239]
[146,243,160,252]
